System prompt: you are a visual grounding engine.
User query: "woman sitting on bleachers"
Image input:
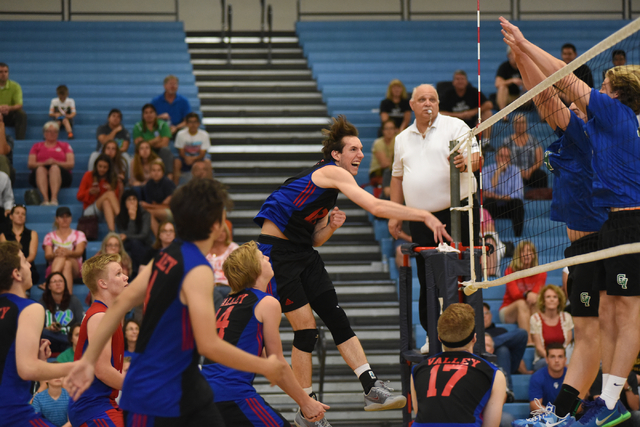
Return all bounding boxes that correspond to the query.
[379,79,411,134]
[499,241,547,345]
[0,204,39,284]
[115,189,151,274]
[141,219,174,266]
[502,114,547,188]
[40,272,85,353]
[369,119,397,194]
[123,319,140,358]
[205,219,239,311]
[129,140,158,188]
[27,121,75,206]
[93,232,133,278]
[88,140,129,194]
[43,206,87,294]
[530,284,574,371]
[141,159,175,235]
[76,154,121,233]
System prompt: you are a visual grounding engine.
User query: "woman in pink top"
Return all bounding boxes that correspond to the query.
[206,220,239,310]
[28,121,75,206]
[499,240,547,344]
[43,206,87,294]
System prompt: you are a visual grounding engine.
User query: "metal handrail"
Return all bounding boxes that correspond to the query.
[227,5,232,65]
[267,5,273,64]
[220,0,226,43]
[260,0,266,42]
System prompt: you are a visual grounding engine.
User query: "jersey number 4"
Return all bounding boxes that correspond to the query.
[427,364,468,397]
[216,307,234,339]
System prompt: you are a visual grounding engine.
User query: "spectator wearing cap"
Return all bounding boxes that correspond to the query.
[42,206,87,294]
[151,75,192,136]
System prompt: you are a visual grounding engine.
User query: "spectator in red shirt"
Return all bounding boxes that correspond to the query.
[499,240,547,345]
[76,154,120,233]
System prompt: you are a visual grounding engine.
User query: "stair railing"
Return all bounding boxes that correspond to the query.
[267,5,273,65]
[226,5,232,65]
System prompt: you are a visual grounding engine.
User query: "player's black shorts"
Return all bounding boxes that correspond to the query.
[599,210,640,296]
[257,234,334,313]
[124,401,225,427]
[216,397,291,427]
[564,232,603,317]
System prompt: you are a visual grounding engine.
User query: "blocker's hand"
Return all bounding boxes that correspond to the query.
[500,17,526,49]
[425,215,453,245]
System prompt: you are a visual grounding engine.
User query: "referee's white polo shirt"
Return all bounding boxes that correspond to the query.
[392,114,479,212]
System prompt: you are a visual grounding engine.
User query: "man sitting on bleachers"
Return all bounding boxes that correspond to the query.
[495,47,524,110]
[151,75,192,136]
[528,343,567,412]
[484,303,529,390]
[0,114,14,183]
[440,70,493,131]
[0,63,27,140]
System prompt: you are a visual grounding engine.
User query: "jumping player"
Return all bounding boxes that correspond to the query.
[202,241,330,427]
[68,254,129,427]
[411,303,506,427]
[502,17,640,427]
[65,178,287,426]
[0,241,75,427]
[255,115,452,412]
[507,38,607,427]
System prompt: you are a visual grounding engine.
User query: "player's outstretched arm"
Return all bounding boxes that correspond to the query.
[88,313,125,390]
[257,296,329,421]
[315,166,452,244]
[481,369,506,427]
[65,261,152,399]
[183,266,288,385]
[16,303,75,382]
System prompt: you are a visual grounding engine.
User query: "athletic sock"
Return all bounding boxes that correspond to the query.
[553,384,581,417]
[355,363,377,394]
[601,375,626,410]
[602,374,610,394]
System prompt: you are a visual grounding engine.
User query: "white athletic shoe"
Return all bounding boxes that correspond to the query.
[294,409,332,427]
[420,337,429,354]
[363,380,407,411]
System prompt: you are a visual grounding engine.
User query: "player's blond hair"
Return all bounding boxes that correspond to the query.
[606,65,640,114]
[223,241,262,294]
[437,303,475,345]
[82,254,121,295]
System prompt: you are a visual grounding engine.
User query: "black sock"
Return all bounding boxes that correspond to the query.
[359,370,378,394]
[554,384,581,417]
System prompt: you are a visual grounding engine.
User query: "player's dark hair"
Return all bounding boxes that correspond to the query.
[170,178,233,242]
[0,241,21,292]
[321,115,359,161]
[545,342,565,355]
[612,49,626,60]
[607,65,640,114]
[561,43,576,53]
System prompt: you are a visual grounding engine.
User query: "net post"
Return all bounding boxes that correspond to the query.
[450,140,461,246]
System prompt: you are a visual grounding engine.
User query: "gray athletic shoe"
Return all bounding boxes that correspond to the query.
[294,409,332,427]
[364,380,407,411]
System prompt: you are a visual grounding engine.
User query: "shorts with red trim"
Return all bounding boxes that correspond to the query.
[216,394,291,427]
[22,413,56,427]
[80,408,125,427]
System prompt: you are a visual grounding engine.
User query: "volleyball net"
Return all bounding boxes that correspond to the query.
[450,17,640,294]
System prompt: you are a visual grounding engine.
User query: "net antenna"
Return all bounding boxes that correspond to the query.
[461,17,640,295]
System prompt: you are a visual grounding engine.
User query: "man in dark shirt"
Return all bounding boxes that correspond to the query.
[440,70,493,130]
[95,109,131,153]
[495,47,524,110]
[561,43,594,88]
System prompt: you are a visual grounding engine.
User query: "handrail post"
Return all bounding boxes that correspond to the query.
[174,0,179,21]
[296,0,300,21]
[227,5,232,65]
[267,5,273,64]
[260,0,266,42]
[220,0,226,44]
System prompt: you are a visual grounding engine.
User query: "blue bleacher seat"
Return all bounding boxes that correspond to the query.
[483,284,506,301]
[512,374,532,401]
[523,347,536,372]
[503,402,531,419]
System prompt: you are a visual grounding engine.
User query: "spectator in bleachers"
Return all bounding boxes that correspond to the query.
[141,220,174,266]
[151,74,192,136]
[31,372,71,427]
[49,85,76,139]
[0,170,14,230]
[141,159,175,235]
[561,43,594,88]
[379,79,411,134]
[528,343,567,411]
[0,62,27,140]
[205,219,238,311]
[0,114,14,179]
[613,49,627,67]
[484,302,530,389]
[56,322,80,363]
[115,189,151,274]
[440,70,494,131]
[590,370,640,427]
[499,241,547,345]
[483,145,525,236]
[129,140,158,188]
[530,284,574,371]
[133,104,173,179]
[380,169,413,269]
[495,47,524,110]
[96,108,131,155]
[28,122,75,206]
[123,319,139,358]
[40,272,85,353]
[503,114,547,188]
[43,206,87,294]
[369,119,396,194]
[94,232,133,278]
[88,140,129,194]
[76,154,121,233]
[172,112,210,185]
[190,159,214,180]
[0,205,39,284]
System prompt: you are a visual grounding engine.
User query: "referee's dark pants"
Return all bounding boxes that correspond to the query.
[409,198,479,339]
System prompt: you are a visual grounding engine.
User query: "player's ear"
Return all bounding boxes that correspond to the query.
[11,268,21,282]
[331,150,341,163]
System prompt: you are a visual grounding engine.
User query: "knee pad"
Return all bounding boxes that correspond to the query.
[293,329,318,353]
[311,291,356,346]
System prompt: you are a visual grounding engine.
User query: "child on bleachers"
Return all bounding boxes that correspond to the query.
[31,370,71,427]
[76,154,120,233]
[56,323,80,363]
[172,112,210,185]
[48,85,76,139]
[140,159,175,235]
[129,140,158,189]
